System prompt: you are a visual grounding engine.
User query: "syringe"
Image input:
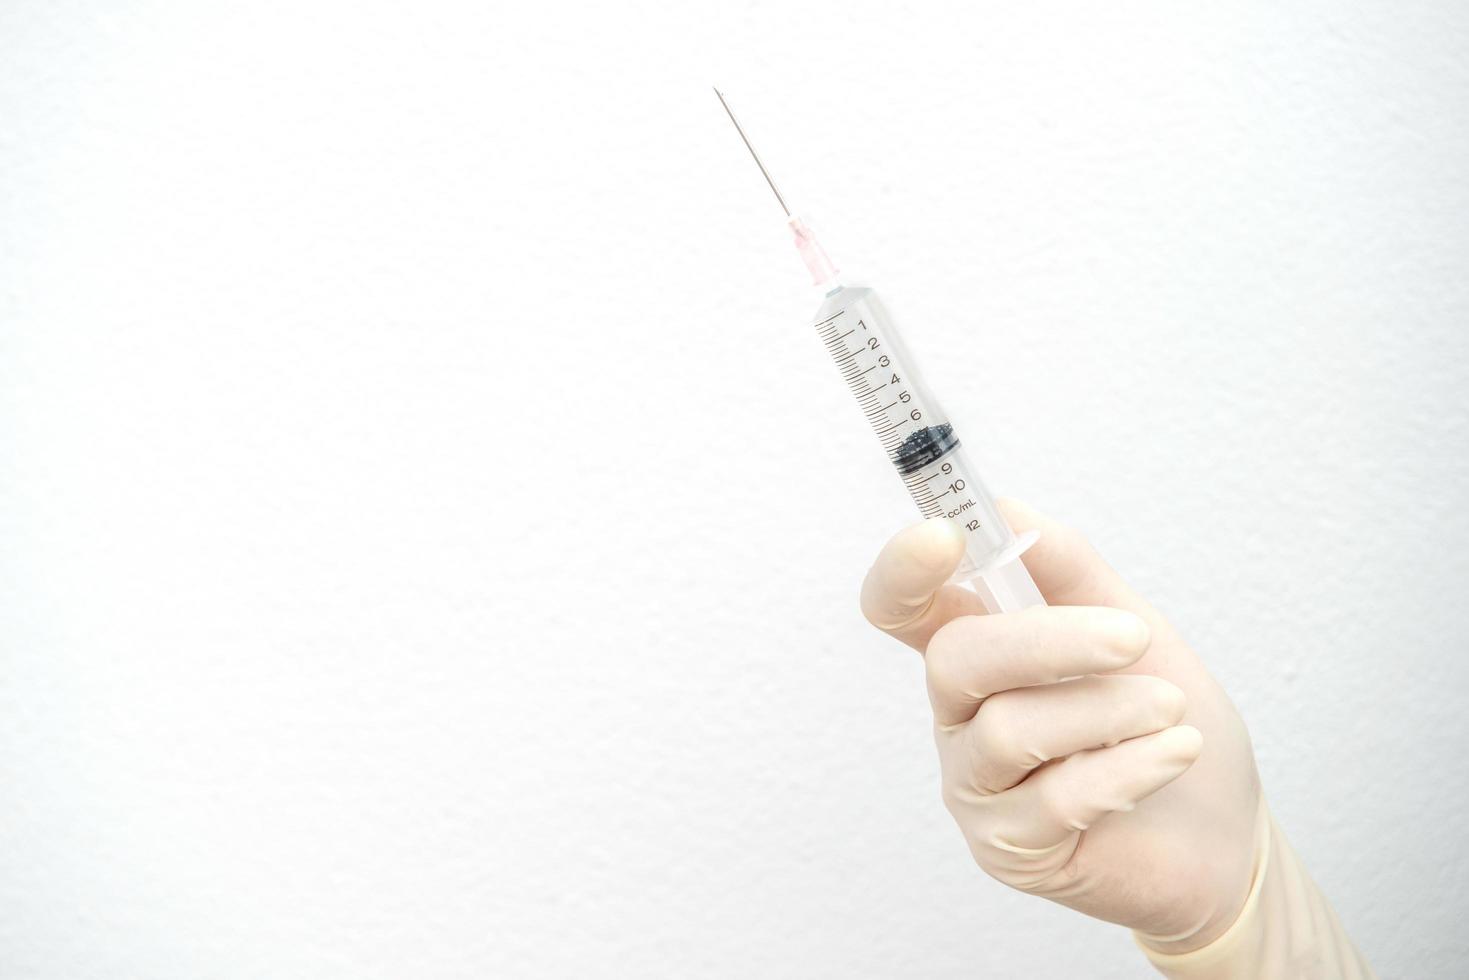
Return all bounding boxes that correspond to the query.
[715,89,1044,614]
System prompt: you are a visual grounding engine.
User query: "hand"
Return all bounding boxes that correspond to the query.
[860,500,1261,950]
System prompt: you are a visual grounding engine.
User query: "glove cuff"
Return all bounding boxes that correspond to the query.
[1132,798,1375,980]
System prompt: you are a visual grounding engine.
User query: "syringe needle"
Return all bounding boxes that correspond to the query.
[715,87,839,287]
[713,87,790,217]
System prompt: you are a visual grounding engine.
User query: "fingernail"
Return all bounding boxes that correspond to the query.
[1093,608,1150,661]
[1149,678,1188,724]
[924,516,965,542]
[1159,724,1204,764]
[915,518,966,567]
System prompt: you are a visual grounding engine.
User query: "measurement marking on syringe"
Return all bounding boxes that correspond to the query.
[720,89,1042,610]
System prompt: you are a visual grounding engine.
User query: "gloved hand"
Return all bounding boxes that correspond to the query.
[860,500,1374,978]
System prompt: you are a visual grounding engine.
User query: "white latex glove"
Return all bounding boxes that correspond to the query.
[860,500,1374,978]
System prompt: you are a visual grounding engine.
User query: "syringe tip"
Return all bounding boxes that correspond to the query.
[789,216,839,288]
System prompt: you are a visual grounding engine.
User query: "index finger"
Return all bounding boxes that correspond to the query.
[860,519,990,653]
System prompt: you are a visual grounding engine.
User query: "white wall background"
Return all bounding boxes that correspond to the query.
[3,1,1467,977]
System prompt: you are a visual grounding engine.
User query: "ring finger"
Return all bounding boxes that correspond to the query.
[939,673,1187,796]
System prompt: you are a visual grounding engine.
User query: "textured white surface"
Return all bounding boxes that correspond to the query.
[3,2,1467,977]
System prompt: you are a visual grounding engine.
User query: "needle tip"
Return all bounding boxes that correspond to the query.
[712,88,791,218]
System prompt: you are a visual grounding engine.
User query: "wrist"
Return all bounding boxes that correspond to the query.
[1132,798,1271,977]
[1132,799,1376,980]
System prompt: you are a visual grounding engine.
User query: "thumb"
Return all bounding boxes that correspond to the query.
[860,518,991,653]
[999,498,1150,615]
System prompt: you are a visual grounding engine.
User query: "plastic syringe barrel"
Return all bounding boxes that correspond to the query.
[810,284,1043,613]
